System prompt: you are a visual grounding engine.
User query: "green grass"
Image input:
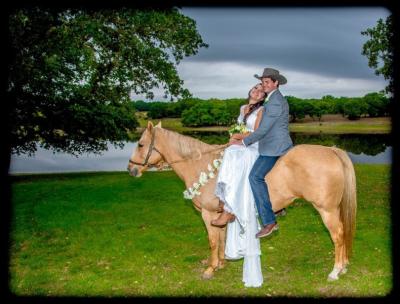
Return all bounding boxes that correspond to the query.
[289,119,391,134]
[9,165,392,297]
[137,116,391,134]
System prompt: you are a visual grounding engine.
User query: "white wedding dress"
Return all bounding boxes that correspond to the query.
[215,105,263,287]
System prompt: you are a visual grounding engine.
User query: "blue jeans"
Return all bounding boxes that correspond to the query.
[249,155,279,226]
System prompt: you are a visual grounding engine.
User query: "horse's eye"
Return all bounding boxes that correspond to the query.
[138,143,144,148]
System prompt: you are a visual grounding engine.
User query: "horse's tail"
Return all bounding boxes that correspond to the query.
[330,147,357,260]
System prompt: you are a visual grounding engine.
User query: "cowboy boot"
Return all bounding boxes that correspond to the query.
[275,208,287,217]
[211,210,235,227]
[255,222,279,238]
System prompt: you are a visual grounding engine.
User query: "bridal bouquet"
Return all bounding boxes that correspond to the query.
[228,122,250,136]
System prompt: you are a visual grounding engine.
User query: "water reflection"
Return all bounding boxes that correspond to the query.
[9,142,138,174]
[9,132,391,174]
[183,131,392,157]
[181,131,229,145]
[290,133,391,156]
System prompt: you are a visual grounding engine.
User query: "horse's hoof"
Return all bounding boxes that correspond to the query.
[327,274,339,282]
[217,261,226,270]
[327,267,341,281]
[202,272,213,280]
[202,267,214,280]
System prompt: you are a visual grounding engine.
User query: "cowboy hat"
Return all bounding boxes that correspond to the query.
[254,68,287,85]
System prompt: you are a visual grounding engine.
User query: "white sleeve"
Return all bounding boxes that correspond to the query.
[237,105,246,124]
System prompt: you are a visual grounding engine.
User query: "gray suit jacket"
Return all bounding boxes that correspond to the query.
[243,89,293,156]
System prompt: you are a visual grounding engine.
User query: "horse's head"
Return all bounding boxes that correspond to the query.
[127,121,165,177]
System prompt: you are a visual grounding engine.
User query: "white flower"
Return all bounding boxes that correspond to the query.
[182,156,223,199]
[213,159,221,169]
[199,172,208,185]
[228,122,250,136]
[183,190,193,200]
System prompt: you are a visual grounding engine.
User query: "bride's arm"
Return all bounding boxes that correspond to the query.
[253,109,263,131]
[231,105,249,140]
[231,109,263,140]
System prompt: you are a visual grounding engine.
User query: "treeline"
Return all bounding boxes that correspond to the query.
[132,92,391,126]
[133,98,245,126]
[286,92,390,122]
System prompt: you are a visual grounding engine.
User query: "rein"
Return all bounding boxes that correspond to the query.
[128,128,162,167]
[129,128,228,167]
[168,143,229,165]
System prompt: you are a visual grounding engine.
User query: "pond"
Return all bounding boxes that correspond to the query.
[9,132,392,174]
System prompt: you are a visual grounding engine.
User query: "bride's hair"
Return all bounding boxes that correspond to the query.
[243,87,266,124]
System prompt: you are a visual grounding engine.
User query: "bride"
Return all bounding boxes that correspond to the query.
[212,83,266,287]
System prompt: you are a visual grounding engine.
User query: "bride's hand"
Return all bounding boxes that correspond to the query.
[228,138,242,146]
[231,133,243,140]
[231,132,250,141]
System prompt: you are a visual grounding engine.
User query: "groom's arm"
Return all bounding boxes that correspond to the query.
[242,102,282,146]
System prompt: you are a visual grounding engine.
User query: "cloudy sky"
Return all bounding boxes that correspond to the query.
[134,7,390,100]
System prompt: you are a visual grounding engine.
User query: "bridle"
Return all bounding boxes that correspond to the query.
[129,127,229,168]
[128,128,163,167]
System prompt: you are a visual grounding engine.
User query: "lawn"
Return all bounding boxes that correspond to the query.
[136,115,391,134]
[8,164,392,297]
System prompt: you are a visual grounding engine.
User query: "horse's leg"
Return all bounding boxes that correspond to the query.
[317,207,345,281]
[201,208,222,279]
[340,244,350,274]
[217,225,227,269]
[200,225,226,269]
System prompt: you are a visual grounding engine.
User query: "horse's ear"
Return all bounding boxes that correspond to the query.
[155,121,162,128]
[147,121,153,131]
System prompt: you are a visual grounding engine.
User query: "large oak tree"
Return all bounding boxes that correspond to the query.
[361,14,393,95]
[8,7,207,155]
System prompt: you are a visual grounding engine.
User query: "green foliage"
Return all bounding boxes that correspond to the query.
[181,102,214,126]
[132,100,151,112]
[287,96,307,122]
[342,98,369,120]
[312,100,333,121]
[147,102,170,119]
[181,99,246,127]
[8,8,207,155]
[135,92,390,127]
[361,15,393,94]
[363,92,390,117]
[333,97,348,117]
[287,93,389,122]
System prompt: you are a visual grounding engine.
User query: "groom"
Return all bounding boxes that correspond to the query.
[230,68,293,238]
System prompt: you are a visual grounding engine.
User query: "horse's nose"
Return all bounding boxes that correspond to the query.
[128,166,140,177]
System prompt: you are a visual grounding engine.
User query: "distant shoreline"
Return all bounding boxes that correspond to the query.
[136,114,391,134]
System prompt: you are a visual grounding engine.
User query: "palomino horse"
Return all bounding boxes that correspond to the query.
[128,121,357,281]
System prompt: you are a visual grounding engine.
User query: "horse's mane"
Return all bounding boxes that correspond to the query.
[157,127,221,158]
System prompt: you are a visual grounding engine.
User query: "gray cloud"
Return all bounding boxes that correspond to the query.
[181,7,390,80]
[130,7,390,100]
